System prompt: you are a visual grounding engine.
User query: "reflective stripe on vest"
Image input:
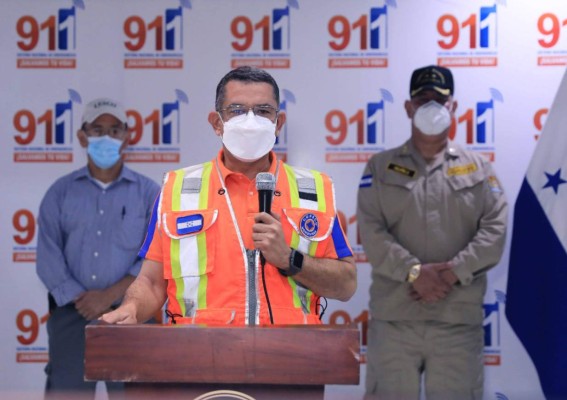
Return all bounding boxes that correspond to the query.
[160,162,213,318]
[282,164,334,315]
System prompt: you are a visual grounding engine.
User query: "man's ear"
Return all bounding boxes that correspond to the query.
[275,111,287,137]
[77,128,88,148]
[404,100,414,119]
[450,100,458,114]
[208,111,224,137]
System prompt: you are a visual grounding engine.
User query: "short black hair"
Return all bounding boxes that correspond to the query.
[215,66,280,111]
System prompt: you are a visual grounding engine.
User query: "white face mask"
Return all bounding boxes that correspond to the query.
[222,111,276,162]
[413,100,452,136]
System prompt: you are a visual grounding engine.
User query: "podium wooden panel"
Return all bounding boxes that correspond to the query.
[85,323,360,399]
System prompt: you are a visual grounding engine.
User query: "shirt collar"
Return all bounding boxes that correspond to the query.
[398,139,462,161]
[72,165,138,184]
[216,150,279,182]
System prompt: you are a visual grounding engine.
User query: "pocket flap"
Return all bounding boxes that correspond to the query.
[446,169,484,191]
[162,209,218,239]
[282,208,334,242]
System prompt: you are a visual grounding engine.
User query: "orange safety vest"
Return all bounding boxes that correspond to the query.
[155,158,341,326]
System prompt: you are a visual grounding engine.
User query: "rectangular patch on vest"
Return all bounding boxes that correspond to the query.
[387,163,416,177]
[176,214,203,235]
[447,163,478,176]
[182,178,202,194]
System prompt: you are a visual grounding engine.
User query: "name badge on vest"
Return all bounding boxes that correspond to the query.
[176,214,203,235]
[300,213,319,238]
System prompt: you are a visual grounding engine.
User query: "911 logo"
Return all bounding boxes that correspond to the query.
[16,0,82,69]
[123,0,190,69]
[324,89,392,163]
[448,88,503,161]
[230,0,298,69]
[328,0,396,69]
[12,89,80,163]
[16,308,49,363]
[123,89,188,163]
[273,89,296,162]
[537,13,567,66]
[533,107,548,141]
[12,209,37,263]
[437,1,503,68]
[483,290,506,366]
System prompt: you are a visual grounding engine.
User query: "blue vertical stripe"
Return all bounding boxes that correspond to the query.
[139,193,160,258]
[331,217,352,258]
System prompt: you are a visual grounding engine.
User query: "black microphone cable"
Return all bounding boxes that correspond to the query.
[260,253,274,325]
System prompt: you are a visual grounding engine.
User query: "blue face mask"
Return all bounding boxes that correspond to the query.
[87,136,123,169]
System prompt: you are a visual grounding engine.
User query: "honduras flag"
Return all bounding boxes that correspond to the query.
[506,70,567,400]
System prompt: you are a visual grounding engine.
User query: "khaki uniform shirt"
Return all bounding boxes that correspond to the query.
[357,140,508,325]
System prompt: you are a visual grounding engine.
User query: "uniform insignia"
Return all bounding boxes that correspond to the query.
[300,213,319,238]
[176,214,203,234]
[387,163,416,177]
[488,176,502,193]
[447,163,478,176]
[359,174,373,188]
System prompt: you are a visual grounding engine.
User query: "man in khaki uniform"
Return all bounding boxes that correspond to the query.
[357,65,508,400]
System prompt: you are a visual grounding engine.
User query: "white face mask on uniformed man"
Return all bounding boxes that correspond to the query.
[413,100,452,136]
[222,111,277,162]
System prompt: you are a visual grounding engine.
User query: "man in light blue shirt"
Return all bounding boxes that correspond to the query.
[36,98,160,397]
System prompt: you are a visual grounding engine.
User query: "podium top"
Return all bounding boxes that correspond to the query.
[85,323,360,385]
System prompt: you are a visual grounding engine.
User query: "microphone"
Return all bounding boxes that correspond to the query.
[256,172,276,325]
[256,172,276,215]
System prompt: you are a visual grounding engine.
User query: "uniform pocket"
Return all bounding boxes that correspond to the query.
[281,208,334,242]
[161,209,218,278]
[115,214,148,251]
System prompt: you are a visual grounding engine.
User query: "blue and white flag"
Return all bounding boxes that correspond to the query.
[506,69,567,399]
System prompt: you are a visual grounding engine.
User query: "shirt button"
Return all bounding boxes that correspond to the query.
[92,275,97,280]
[97,230,102,236]
[102,190,106,195]
[249,191,253,196]
[99,210,104,215]
[94,251,99,258]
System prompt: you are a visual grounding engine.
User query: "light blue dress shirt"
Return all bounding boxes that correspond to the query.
[36,166,160,307]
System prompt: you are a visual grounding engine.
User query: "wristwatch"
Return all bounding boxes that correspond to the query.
[407,264,421,283]
[285,248,304,276]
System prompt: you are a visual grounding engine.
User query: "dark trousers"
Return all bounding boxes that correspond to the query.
[45,294,123,399]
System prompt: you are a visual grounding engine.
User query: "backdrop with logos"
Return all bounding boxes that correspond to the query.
[1,0,564,398]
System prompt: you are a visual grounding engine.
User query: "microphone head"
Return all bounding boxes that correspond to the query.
[256,172,276,191]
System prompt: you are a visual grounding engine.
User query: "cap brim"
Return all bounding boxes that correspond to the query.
[411,85,451,97]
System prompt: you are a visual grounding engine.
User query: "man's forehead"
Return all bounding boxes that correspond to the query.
[224,81,276,103]
[89,114,123,125]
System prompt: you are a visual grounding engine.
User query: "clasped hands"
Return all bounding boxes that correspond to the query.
[409,262,458,304]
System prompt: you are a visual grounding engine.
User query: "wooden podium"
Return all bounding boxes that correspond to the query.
[85,323,360,399]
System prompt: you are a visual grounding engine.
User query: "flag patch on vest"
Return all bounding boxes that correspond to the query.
[300,213,319,238]
[176,214,203,235]
[359,174,372,188]
[387,163,416,177]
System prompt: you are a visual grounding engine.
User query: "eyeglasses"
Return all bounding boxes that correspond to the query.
[219,104,279,122]
[84,126,128,139]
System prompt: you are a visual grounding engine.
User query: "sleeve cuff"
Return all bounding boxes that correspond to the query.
[50,279,86,307]
[451,261,474,286]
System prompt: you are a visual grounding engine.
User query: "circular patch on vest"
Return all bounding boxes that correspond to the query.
[300,213,319,238]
